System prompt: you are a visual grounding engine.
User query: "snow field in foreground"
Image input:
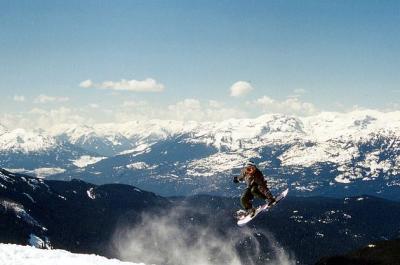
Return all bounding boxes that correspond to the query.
[0,244,144,265]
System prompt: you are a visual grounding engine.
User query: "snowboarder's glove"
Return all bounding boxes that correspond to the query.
[233,176,239,183]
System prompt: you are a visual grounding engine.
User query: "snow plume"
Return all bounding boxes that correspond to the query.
[112,206,295,265]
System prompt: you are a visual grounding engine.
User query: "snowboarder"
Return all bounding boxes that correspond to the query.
[233,161,276,217]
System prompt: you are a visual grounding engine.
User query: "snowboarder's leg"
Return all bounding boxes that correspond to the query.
[264,188,276,205]
[251,185,267,200]
[264,188,274,201]
[252,185,276,205]
[241,187,254,210]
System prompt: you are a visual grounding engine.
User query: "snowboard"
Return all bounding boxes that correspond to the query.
[236,188,289,226]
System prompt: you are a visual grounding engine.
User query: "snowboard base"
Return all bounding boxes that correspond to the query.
[236,188,289,226]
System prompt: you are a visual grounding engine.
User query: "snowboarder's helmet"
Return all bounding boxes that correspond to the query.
[245,160,256,167]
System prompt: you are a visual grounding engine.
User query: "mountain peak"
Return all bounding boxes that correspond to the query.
[0,129,57,153]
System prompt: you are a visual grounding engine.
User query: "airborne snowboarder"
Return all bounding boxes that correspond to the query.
[234,161,276,217]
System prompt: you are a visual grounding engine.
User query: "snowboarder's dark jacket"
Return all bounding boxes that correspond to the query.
[237,166,273,200]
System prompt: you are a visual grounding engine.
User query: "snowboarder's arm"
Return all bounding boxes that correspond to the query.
[237,169,247,181]
[233,169,246,183]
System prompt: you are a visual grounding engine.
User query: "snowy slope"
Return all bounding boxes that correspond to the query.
[72,155,106,168]
[49,124,133,156]
[0,244,143,265]
[0,128,57,153]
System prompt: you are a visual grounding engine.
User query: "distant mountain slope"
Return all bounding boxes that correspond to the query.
[1,110,400,199]
[315,238,400,265]
[0,168,169,256]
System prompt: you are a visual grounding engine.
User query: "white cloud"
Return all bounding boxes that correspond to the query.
[288,88,308,99]
[88,103,99,108]
[34,94,70,104]
[293,88,307,94]
[168,99,201,111]
[122,100,150,108]
[208,100,224,109]
[79,79,93,88]
[13,95,25,102]
[80,78,165,92]
[31,107,90,127]
[230,81,253,97]
[166,99,205,121]
[255,96,275,106]
[386,102,400,111]
[113,98,247,123]
[253,96,319,116]
[1,107,94,129]
[2,96,317,129]
[165,99,247,121]
[2,94,293,128]
[1,97,241,129]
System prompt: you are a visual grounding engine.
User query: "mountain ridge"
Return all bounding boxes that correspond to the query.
[315,238,400,265]
[1,110,400,199]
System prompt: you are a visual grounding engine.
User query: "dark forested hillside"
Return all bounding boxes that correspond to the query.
[1,168,399,264]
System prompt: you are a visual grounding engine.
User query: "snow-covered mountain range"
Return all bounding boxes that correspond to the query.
[1,110,400,198]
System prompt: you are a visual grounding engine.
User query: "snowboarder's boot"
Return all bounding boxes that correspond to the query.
[246,207,256,217]
[267,197,276,207]
[236,209,247,218]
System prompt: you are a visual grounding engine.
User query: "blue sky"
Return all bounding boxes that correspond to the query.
[1,1,399,128]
